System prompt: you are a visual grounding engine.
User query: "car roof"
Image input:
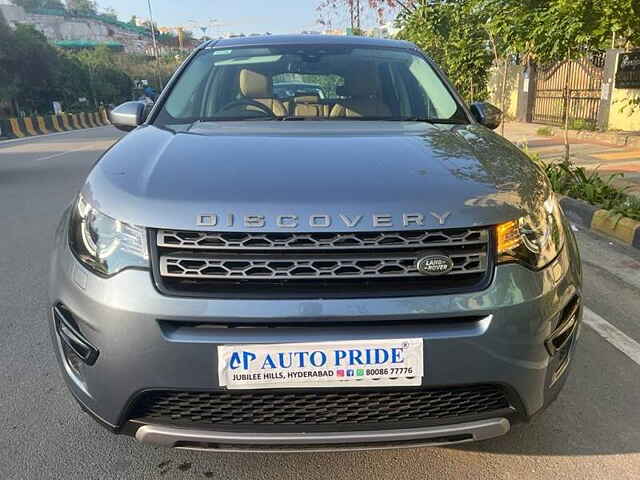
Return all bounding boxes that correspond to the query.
[208,34,417,50]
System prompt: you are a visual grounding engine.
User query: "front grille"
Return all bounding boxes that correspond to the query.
[157,229,485,250]
[152,227,493,299]
[129,385,511,430]
[160,251,486,280]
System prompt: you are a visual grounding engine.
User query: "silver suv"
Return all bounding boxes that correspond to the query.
[49,35,582,452]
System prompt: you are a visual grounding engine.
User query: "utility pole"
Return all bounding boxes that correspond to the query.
[146,0,164,90]
[350,0,361,33]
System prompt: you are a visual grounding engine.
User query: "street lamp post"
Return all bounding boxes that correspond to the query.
[146,0,164,90]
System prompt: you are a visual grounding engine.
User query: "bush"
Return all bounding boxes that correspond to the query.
[536,126,553,136]
[542,160,640,221]
[521,146,640,221]
[567,118,596,131]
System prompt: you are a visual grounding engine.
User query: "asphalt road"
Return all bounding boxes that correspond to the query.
[1,127,639,479]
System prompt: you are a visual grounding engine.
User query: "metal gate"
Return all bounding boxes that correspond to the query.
[531,53,605,129]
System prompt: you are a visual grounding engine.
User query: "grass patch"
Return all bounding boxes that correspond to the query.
[536,126,554,136]
[567,118,597,131]
[523,148,640,221]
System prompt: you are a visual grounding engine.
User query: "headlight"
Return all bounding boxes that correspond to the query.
[69,195,148,276]
[496,195,565,270]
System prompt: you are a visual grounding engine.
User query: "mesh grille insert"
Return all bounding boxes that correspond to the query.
[130,385,510,427]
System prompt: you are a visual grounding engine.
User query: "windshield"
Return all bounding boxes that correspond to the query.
[154,45,468,125]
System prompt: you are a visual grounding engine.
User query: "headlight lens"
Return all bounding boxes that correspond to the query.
[69,195,148,276]
[497,195,565,269]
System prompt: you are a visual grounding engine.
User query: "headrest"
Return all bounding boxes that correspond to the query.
[294,95,321,104]
[344,62,379,97]
[240,69,271,98]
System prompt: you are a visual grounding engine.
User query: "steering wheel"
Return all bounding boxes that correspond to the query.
[220,99,277,118]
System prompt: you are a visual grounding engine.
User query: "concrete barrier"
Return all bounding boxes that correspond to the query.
[22,117,38,136]
[0,111,108,140]
[47,115,63,133]
[0,118,17,139]
[36,116,49,135]
[9,118,26,137]
[71,114,82,130]
[61,114,72,131]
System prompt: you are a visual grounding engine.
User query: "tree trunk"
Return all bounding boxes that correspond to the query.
[562,51,572,162]
[500,56,508,137]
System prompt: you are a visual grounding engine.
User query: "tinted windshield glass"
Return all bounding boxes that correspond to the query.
[155,45,468,125]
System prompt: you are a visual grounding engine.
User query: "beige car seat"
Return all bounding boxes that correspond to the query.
[239,69,288,116]
[331,63,391,118]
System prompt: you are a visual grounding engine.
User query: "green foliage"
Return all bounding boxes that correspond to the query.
[395,0,640,106]
[537,158,640,221]
[567,118,596,131]
[66,0,97,15]
[536,126,554,136]
[521,146,640,220]
[0,23,137,115]
[396,0,492,101]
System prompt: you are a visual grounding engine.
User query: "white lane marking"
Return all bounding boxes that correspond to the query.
[34,144,95,162]
[584,307,640,367]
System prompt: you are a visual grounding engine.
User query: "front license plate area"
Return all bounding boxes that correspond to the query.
[217,338,423,390]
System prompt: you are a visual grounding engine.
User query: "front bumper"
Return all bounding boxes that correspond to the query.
[49,220,582,450]
[133,418,510,452]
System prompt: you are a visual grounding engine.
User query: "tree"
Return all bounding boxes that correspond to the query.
[8,25,60,113]
[74,45,132,106]
[396,0,639,159]
[317,0,416,30]
[66,0,97,15]
[0,10,19,115]
[101,6,118,21]
[396,1,493,101]
[522,0,637,160]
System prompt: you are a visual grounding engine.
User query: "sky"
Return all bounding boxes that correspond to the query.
[98,0,394,36]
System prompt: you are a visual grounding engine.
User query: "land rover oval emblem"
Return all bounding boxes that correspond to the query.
[416,255,454,275]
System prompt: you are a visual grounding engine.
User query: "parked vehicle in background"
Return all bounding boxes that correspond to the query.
[273,82,327,100]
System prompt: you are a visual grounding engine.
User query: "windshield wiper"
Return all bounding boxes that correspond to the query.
[194,116,279,123]
[279,116,314,121]
[398,116,467,124]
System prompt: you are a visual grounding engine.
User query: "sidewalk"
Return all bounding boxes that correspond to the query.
[502,121,640,198]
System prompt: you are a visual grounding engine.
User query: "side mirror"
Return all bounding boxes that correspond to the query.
[109,101,147,132]
[469,102,502,130]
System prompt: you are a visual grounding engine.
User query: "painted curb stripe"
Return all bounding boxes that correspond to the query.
[1,112,106,142]
[559,195,640,250]
[0,119,16,139]
[71,114,82,130]
[61,114,71,131]
[36,116,49,135]
[50,115,63,133]
[23,117,38,136]
[591,210,640,245]
[8,118,24,138]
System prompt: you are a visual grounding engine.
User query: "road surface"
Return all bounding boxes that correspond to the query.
[1,127,639,479]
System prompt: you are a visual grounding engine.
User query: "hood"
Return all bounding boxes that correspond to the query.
[83,121,550,232]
